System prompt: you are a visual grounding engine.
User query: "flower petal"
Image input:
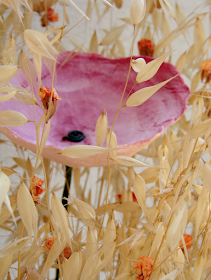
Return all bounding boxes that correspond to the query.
[0,52,189,167]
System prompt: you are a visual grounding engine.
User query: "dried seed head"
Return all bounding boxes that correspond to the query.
[128,167,135,184]
[86,227,98,259]
[121,187,127,203]
[95,109,108,146]
[130,0,146,25]
[158,144,169,161]
[2,34,16,65]
[17,182,37,239]
[131,58,146,72]
[103,218,116,245]
[203,163,211,193]
[106,128,117,158]
[166,203,188,251]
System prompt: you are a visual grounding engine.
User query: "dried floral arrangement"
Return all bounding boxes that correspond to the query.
[0,0,211,280]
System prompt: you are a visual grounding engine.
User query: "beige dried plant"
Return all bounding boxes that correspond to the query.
[1,1,211,280]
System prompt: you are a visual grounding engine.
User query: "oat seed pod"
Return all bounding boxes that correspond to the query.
[103,218,116,245]
[2,34,16,66]
[158,144,169,161]
[130,0,146,25]
[106,128,117,158]
[127,167,135,185]
[131,58,146,72]
[95,109,108,146]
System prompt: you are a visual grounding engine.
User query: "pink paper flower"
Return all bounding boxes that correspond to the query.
[0,52,189,167]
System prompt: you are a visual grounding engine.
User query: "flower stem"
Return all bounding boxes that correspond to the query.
[55,166,72,280]
[62,166,72,210]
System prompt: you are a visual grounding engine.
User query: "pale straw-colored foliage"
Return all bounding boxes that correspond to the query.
[1,1,211,280]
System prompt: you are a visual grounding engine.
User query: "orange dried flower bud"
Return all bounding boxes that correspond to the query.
[41,8,59,26]
[59,245,72,263]
[47,8,59,22]
[63,246,72,259]
[29,176,45,204]
[200,60,211,83]
[43,236,57,252]
[43,236,72,263]
[179,234,193,251]
[38,86,61,101]
[133,256,154,280]
[116,193,122,202]
[132,192,138,203]
[38,86,61,122]
[138,38,154,57]
[116,192,138,203]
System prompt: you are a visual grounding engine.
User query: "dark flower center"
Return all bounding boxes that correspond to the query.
[62,131,85,142]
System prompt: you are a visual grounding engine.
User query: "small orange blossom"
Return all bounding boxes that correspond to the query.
[38,86,61,103]
[29,176,45,204]
[133,256,154,280]
[43,236,72,263]
[38,86,61,122]
[138,38,154,57]
[201,60,211,83]
[179,234,193,251]
[41,8,59,27]
[47,8,59,22]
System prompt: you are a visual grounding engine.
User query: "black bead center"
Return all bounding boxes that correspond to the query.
[62,130,85,142]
